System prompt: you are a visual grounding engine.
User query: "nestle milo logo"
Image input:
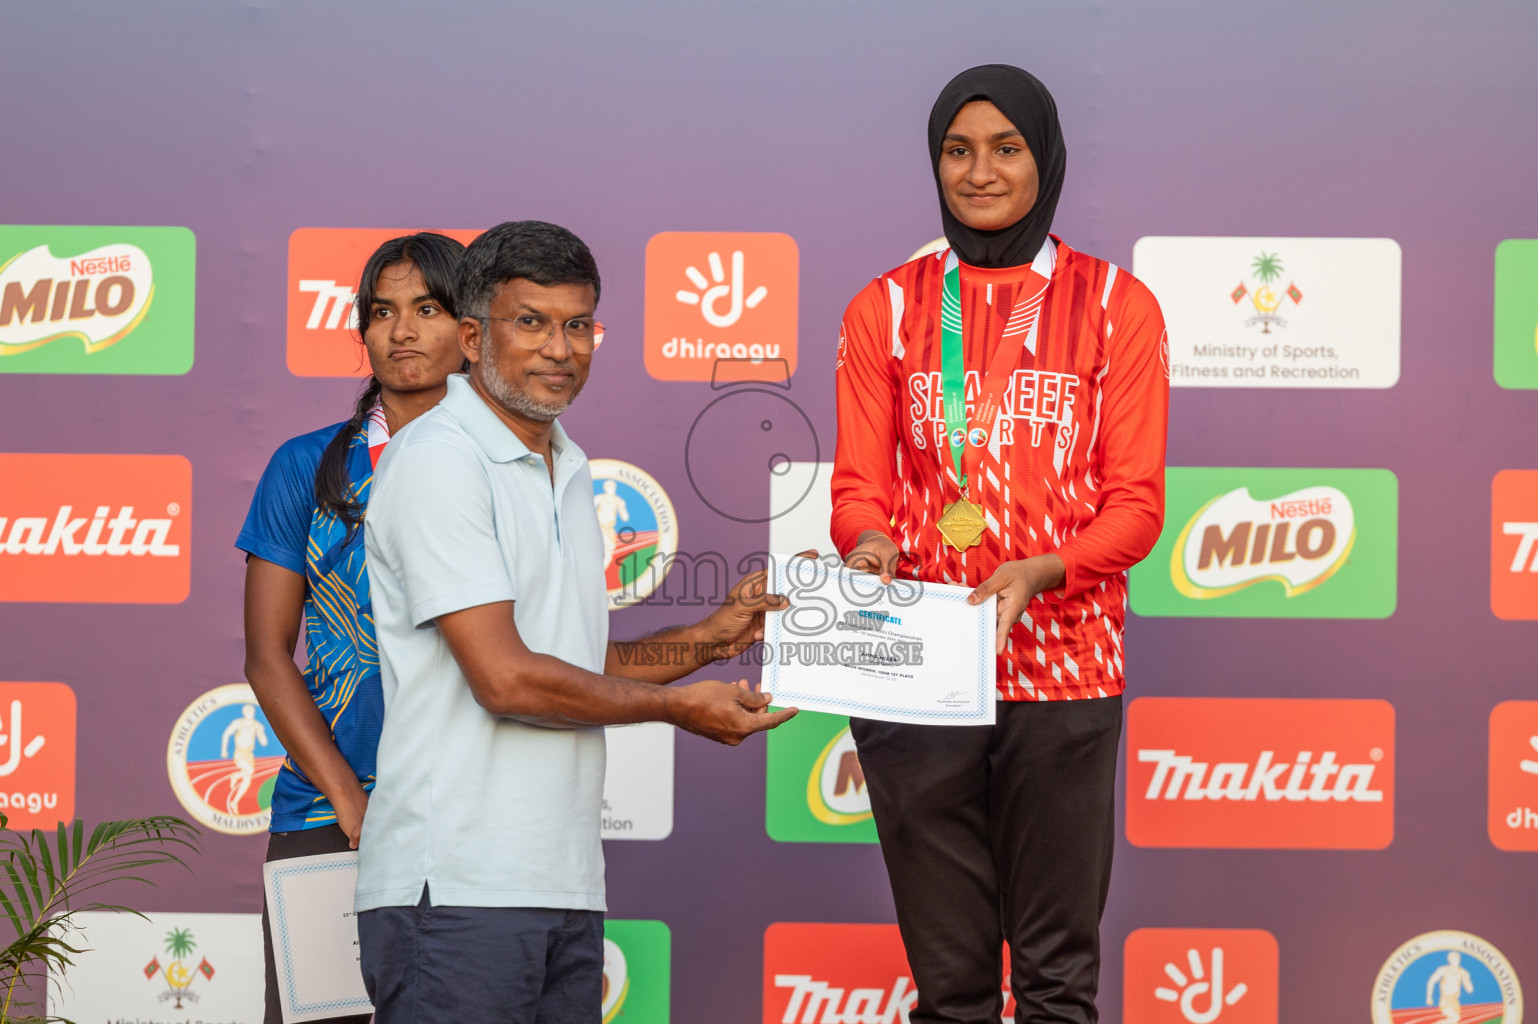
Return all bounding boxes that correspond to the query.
[807,726,871,826]
[1173,485,1354,598]
[766,711,879,843]
[0,244,152,353]
[601,919,670,1023]
[0,227,194,375]
[1130,468,1397,619]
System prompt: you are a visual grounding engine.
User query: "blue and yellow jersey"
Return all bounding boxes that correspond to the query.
[236,420,384,832]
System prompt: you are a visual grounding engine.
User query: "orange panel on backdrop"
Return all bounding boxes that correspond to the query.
[0,453,191,603]
[286,227,481,378]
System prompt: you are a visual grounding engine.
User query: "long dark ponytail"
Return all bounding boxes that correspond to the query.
[314,231,467,527]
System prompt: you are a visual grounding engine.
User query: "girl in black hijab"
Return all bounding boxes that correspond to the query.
[929,63,1067,268]
[830,64,1170,1024]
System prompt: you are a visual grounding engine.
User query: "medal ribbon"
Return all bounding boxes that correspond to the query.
[938,243,1054,503]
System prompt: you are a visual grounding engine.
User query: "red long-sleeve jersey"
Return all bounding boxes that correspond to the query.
[832,238,1169,700]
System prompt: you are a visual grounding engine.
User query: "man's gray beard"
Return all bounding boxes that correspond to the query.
[479,341,575,422]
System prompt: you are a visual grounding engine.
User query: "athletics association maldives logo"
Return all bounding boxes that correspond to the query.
[1373,931,1522,1024]
[143,925,217,1009]
[591,459,679,611]
[1171,485,1354,599]
[1229,252,1302,334]
[167,684,286,835]
[644,232,799,382]
[0,226,195,374]
[1126,697,1395,849]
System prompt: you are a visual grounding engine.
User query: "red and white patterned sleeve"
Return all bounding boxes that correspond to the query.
[1048,273,1170,600]
[830,278,900,558]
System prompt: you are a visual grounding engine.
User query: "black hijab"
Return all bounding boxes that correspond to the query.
[928,64,1066,269]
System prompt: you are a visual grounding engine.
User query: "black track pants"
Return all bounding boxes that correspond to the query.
[851,695,1122,1024]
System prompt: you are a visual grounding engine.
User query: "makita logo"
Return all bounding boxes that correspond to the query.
[764,923,1022,1024]
[772,975,915,1024]
[1137,749,1383,803]
[1501,522,1538,572]
[1173,485,1354,599]
[0,506,179,557]
[1493,471,1538,620]
[1125,698,1395,850]
[0,243,153,354]
[0,454,191,604]
[287,227,480,377]
[298,279,358,331]
[764,924,918,1024]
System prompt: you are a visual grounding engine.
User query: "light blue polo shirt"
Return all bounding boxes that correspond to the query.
[357,374,609,912]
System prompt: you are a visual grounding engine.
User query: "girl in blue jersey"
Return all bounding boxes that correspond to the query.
[237,232,466,1024]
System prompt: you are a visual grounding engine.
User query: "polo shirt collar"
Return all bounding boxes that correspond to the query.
[440,373,578,467]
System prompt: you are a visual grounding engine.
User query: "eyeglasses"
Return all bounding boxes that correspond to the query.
[484,314,605,353]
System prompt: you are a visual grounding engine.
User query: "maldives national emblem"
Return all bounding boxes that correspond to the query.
[143,926,216,1009]
[590,459,679,611]
[1230,251,1303,333]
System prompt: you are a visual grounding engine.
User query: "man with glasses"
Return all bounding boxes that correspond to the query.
[356,220,796,1022]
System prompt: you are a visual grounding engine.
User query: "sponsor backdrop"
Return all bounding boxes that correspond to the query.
[0,2,1535,1021]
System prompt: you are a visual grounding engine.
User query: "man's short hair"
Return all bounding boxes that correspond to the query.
[458,220,601,321]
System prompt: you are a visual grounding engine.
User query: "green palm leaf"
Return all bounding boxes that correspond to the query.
[1251,252,1283,283]
[0,813,200,1024]
[163,927,196,960]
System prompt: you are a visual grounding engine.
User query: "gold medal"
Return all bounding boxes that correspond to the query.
[936,498,986,550]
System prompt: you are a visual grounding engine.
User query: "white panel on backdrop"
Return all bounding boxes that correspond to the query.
[1132,236,1401,388]
[769,462,835,558]
[602,721,674,840]
[49,911,262,1023]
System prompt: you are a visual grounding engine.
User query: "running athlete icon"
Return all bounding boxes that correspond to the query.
[594,479,630,572]
[1425,951,1474,1024]
[220,704,269,815]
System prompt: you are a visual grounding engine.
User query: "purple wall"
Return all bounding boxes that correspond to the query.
[2,2,1535,1019]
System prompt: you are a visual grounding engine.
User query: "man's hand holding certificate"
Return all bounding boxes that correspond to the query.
[763,554,996,726]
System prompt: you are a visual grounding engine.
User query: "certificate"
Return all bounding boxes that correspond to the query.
[762,554,996,726]
[262,850,373,1023]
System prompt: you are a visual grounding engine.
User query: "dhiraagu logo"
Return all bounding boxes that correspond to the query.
[1495,239,1538,389]
[766,711,877,843]
[1130,468,1397,619]
[602,919,670,1023]
[0,226,194,374]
